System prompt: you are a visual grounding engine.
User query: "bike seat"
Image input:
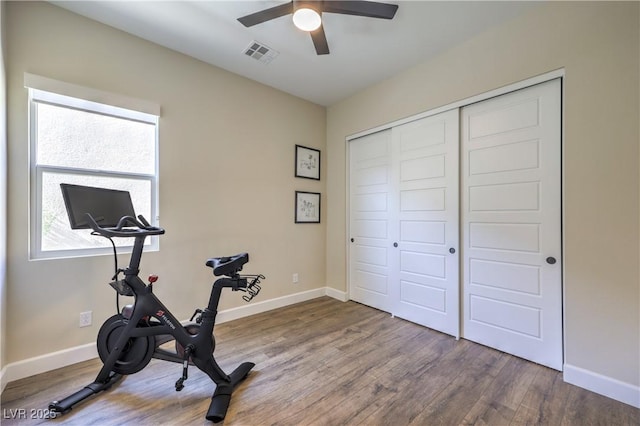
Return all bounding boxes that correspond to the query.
[205,253,249,277]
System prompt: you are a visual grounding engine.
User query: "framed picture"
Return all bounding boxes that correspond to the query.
[295,145,321,180]
[295,191,321,223]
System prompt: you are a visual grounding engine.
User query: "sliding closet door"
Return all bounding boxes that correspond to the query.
[392,109,460,337]
[461,79,562,370]
[349,109,459,337]
[349,130,394,313]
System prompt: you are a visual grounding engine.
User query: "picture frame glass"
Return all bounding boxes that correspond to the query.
[295,145,320,180]
[295,191,320,223]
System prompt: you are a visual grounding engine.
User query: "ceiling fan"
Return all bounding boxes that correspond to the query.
[237,1,399,55]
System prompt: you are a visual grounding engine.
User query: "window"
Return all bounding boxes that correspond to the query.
[27,76,159,259]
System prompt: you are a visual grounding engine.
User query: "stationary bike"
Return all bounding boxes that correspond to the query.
[50,184,264,423]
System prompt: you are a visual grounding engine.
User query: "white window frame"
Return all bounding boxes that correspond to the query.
[26,74,160,260]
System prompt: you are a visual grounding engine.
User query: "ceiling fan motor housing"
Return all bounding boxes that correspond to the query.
[293,0,322,14]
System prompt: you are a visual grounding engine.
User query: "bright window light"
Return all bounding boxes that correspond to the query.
[28,88,159,259]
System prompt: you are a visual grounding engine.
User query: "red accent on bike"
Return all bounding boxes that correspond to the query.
[148,274,159,283]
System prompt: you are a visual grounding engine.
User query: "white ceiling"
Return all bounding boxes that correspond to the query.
[51,1,536,106]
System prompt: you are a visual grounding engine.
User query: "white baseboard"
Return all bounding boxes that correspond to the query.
[325,286,349,302]
[564,363,640,408]
[2,343,97,393]
[215,287,327,324]
[1,287,346,391]
[0,365,7,394]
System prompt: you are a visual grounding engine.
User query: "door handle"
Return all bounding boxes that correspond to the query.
[546,256,557,265]
[350,238,354,243]
[449,248,456,254]
[393,242,398,248]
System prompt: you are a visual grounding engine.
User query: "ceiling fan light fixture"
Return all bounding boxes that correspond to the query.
[292,8,321,32]
[238,0,399,55]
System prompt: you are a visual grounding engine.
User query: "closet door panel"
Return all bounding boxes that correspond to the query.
[349,130,395,313]
[393,109,460,337]
[461,79,562,370]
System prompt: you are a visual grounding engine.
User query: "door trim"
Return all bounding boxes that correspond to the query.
[346,69,565,142]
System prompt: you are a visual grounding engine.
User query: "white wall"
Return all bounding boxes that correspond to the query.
[326,1,639,405]
[5,2,326,365]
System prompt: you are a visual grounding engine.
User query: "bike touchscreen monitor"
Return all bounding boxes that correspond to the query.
[60,183,137,230]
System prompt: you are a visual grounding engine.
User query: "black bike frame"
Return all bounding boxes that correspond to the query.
[95,235,231,384]
[51,229,257,422]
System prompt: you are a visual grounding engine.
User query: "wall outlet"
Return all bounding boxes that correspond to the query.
[292,273,299,284]
[79,311,92,328]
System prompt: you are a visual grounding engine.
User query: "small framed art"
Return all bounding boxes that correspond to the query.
[295,145,321,180]
[295,191,321,223]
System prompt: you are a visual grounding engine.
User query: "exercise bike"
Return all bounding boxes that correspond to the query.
[49,184,265,423]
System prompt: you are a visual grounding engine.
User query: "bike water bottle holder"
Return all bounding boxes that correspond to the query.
[239,274,264,302]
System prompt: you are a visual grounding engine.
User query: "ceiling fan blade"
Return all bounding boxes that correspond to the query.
[237,2,294,27]
[322,1,398,19]
[310,24,330,55]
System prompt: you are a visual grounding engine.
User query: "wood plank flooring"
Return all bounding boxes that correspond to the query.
[2,297,639,425]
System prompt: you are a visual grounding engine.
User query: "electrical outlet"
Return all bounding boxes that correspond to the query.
[79,311,92,328]
[292,273,299,284]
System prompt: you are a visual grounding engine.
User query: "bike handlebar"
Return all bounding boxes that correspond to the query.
[85,213,165,238]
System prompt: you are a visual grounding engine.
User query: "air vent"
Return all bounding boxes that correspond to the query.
[243,41,279,64]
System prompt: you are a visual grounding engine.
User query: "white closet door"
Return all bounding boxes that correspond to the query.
[461,79,562,370]
[392,109,460,337]
[349,130,394,313]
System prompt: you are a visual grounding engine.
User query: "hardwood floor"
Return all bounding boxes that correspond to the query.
[2,297,639,425]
